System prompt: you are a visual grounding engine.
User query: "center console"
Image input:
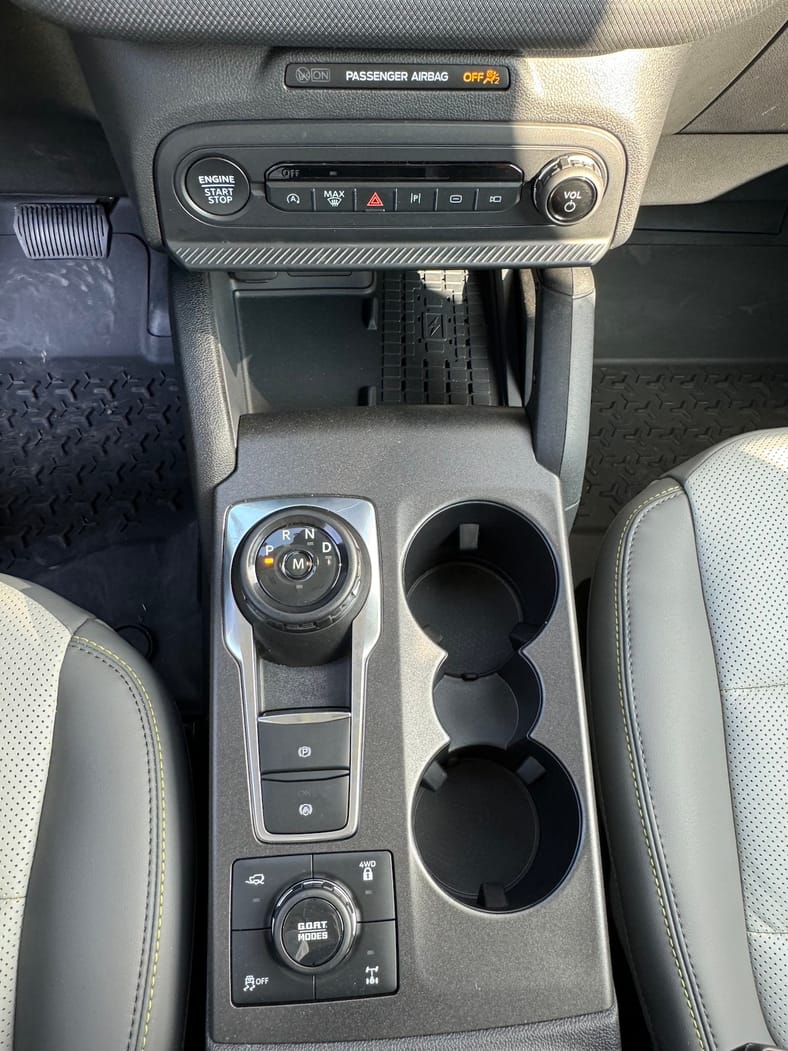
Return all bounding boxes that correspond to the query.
[205,391,616,1045]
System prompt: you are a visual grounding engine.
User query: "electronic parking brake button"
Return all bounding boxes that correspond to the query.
[258,711,351,774]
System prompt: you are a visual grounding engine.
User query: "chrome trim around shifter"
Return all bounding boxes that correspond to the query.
[222,497,381,843]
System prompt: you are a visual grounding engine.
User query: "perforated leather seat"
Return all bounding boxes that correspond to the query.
[589,429,788,1051]
[0,575,192,1051]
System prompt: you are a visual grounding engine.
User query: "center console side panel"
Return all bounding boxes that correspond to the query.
[210,408,613,1046]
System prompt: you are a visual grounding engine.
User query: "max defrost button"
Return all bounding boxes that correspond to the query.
[184,157,250,216]
[314,187,354,212]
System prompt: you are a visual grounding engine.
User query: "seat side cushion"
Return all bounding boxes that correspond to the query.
[588,481,771,1051]
[0,580,71,1051]
[672,428,788,1046]
[14,619,193,1051]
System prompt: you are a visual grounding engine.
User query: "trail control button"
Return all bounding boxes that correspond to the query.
[185,157,250,216]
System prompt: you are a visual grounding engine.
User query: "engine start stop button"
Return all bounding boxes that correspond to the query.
[184,156,251,216]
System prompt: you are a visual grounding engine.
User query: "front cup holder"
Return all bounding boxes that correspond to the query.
[404,502,581,912]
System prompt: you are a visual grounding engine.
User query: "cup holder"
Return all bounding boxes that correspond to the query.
[404,502,581,912]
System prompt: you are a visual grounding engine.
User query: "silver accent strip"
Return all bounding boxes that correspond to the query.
[172,238,608,271]
[223,497,381,843]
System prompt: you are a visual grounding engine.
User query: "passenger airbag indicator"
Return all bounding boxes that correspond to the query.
[285,64,510,91]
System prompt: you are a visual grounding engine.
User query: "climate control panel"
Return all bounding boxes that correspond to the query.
[156,121,627,270]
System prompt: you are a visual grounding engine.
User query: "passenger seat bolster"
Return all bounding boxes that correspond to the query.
[589,481,772,1051]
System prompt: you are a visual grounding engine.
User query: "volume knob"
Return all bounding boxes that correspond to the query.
[533,154,606,225]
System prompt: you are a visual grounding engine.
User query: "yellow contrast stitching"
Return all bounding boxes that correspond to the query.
[74,636,166,1051]
[612,488,706,1051]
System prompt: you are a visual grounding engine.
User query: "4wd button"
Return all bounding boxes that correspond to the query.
[184,157,250,216]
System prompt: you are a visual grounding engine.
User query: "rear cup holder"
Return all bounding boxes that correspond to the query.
[405,502,581,912]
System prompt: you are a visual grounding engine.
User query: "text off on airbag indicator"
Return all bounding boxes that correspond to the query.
[285,64,510,91]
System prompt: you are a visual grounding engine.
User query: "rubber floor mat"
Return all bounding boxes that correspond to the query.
[577,363,788,537]
[0,358,202,712]
[380,270,498,405]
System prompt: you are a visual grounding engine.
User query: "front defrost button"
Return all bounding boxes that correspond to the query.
[315,187,355,212]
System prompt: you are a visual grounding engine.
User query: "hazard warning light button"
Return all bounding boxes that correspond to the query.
[357,188,395,212]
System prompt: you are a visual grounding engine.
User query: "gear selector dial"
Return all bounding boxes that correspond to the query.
[234,509,370,664]
[255,523,343,609]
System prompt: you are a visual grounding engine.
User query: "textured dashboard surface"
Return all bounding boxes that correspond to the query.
[11,0,780,50]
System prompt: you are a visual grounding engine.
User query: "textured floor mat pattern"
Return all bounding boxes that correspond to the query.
[0,359,201,709]
[578,363,788,536]
[381,270,498,405]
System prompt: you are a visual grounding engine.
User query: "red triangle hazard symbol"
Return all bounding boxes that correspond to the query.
[366,192,385,208]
